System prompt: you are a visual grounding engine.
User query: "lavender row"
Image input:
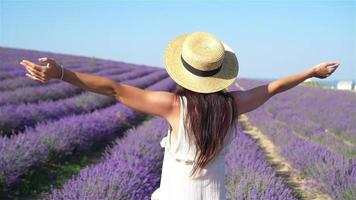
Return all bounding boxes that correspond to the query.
[238,78,356,144]
[274,85,356,144]
[236,80,356,199]
[0,70,168,135]
[238,79,356,157]
[0,67,158,106]
[238,79,356,158]
[0,64,137,91]
[47,117,170,200]
[247,107,356,199]
[0,77,176,188]
[225,124,297,200]
[225,82,297,199]
[266,101,356,159]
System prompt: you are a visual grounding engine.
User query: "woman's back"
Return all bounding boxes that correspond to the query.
[151,95,235,200]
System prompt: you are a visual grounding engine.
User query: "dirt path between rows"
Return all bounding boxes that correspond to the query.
[234,82,333,200]
[324,128,356,148]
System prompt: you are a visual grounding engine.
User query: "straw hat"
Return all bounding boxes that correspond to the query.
[164,31,239,93]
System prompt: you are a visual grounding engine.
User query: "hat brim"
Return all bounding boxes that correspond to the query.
[164,33,239,93]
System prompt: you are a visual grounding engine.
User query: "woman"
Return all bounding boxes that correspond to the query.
[19,32,339,200]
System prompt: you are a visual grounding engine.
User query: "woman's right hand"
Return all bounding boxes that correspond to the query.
[312,61,340,79]
[19,57,63,83]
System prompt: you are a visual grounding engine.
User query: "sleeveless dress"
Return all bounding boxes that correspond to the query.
[151,95,235,200]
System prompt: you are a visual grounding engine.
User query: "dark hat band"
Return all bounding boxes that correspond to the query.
[181,55,222,77]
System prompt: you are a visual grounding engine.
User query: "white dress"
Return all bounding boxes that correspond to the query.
[151,95,235,200]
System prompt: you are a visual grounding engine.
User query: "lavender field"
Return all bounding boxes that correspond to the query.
[0,47,355,199]
[236,78,356,200]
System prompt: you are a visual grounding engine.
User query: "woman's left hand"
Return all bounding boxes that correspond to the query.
[311,61,340,79]
[19,57,62,83]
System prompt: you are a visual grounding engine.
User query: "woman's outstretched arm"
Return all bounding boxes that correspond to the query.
[267,61,340,96]
[19,57,176,119]
[232,61,340,115]
[20,58,118,95]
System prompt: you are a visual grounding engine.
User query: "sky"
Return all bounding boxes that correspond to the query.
[1,0,355,81]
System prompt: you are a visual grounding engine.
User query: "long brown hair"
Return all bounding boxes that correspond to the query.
[173,84,239,178]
